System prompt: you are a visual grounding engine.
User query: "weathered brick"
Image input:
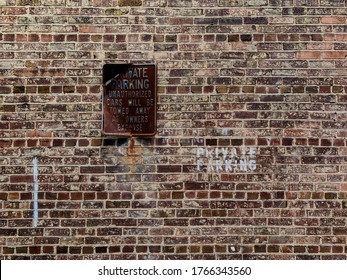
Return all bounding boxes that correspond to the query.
[118,0,142,6]
[0,0,346,261]
[321,16,345,24]
[244,17,268,24]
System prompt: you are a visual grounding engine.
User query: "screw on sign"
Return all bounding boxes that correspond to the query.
[103,64,157,136]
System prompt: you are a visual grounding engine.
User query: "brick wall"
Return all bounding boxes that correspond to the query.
[1,0,346,260]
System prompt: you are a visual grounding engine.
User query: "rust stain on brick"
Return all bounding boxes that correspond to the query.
[128,138,136,154]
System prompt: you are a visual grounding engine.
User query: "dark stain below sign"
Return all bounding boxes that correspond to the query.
[103,64,157,136]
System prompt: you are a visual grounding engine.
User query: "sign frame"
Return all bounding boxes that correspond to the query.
[102,63,157,137]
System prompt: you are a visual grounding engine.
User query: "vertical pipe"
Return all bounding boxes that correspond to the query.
[33,157,39,227]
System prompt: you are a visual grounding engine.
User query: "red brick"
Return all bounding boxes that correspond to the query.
[119,0,142,6]
[157,165,182,173]
[80,166,105,173]
[296,51,321,59]
[10,175,33,183]
[0,0,346,261]
[321,17,345,24]
[322,52,347,59]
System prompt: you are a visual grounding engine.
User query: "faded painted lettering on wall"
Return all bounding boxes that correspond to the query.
[196,147,257,173]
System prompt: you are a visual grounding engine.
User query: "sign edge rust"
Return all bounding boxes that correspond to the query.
[102,63,157,137]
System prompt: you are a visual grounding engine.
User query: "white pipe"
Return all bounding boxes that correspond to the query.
[105,74,119,86]
[33,157,39,227]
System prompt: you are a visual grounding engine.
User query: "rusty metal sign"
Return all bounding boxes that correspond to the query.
[103,64,156,136]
